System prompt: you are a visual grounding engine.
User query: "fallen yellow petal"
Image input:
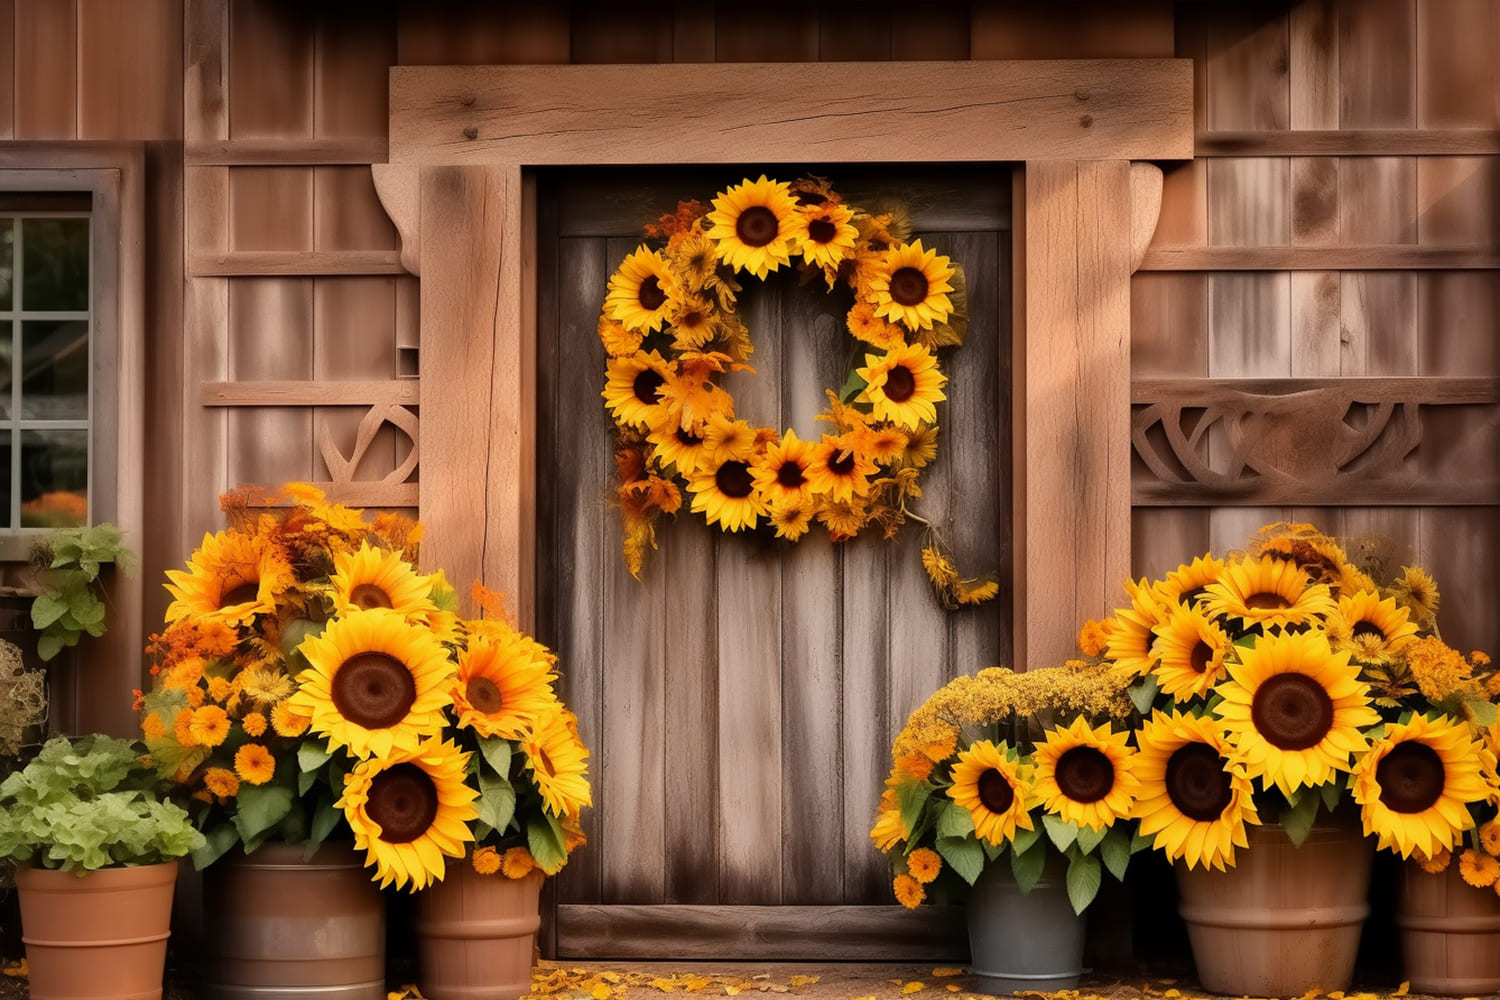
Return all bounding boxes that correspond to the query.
[946,987,961,993]
[902,984,926,995]
[789,977,821,988]
[931,970,964,979]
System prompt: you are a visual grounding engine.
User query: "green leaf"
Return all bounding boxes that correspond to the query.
[298,741,332,773]
[280,619,324,659]
[1130,829,1155,853]
[233,784,294,843]
[1467,698,1499,730]
[897,782,931,837]
[1010,840,1047,893]
[936,800,975,840]
[30,593,68,629]
[837,368,869,404]
[1075,823,1107,855]
[1010,824,1041,857]
[191,822,241,871]
[1098,826,1132,881]
[1128,676,1160,716]
[1065,852,1102,915]
[36,633,64,662]
[526,813,567,874]
[1042,814,1078,853]
[476,771,517,833]
[935,835,984,885]
[982,839,1006,863]
[478,736,513,779]
[306,798,343,854]
[1320,780,1343,813]
[1281,787,1321,847]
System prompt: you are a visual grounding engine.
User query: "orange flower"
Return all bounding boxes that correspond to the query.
[203,767,240,798]
[141,712,166,741]
[189,705,231,747]
[502,847,537,879]
[241,712,267,738]
[173,708,199,747]
[271,701,311,738]
[893,874,925,909]
[907,848,942,885]
[234,743,276,785]
[471,846,501,875]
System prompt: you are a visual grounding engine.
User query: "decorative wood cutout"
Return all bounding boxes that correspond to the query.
[319,402,421,492]
[1131,377,1500,506]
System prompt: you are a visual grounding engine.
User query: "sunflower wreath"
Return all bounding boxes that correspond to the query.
[599,175,996,609]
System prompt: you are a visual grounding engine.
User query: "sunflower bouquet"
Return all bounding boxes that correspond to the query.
[138,484,591,890]
[870,660,1143,915]
[1087,521,1500,873]
[600,174,995,608]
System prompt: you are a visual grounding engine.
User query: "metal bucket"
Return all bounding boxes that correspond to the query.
[200,842,385,1000]
[965,856,1085,993]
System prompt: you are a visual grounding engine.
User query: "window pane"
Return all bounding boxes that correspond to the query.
[0,321,10,419]
[21,218,89,311]
[21,320,88,420]
[0,220,12,311]
[0,434,9,528]
[20,429,86,528]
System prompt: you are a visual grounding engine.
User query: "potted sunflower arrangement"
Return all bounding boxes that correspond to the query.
[870,660,1141,991]
[1090,521,1498,996]
[138,484,591,1000]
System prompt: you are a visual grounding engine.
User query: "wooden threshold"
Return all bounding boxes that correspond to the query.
[555,905,968,962]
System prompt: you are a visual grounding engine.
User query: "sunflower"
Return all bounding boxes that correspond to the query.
[646,413,712,476]
[338,737,478,891]
[687,454,768,533]
[451,629,559,740]
[705,176,801,279]
[947,740,1035,846]
[1033,718,1141,832]
[857,343,948,431]
[1202,555,1337,632]
[1214,631,1378,797]
[751,430,816,507]
[602,351,673,430]
[1150,605,1234,702]
[804,433,877,502]
[1157,554,1225,610]
[790,200,859,273]
[291,608,456,760]
[700,413,759,466]
[519,705,592,821]
[164,530,290,626]
[331,542,437,619]
[817,497,870,542]
[867,240,956,331]
[1106,578,1172,680]
[1132,709,1260,871]
[1332,590,1420,659]
[604,245,679,333]
[1392,565,1440,627]
[869,788,908,851]
[668,294,719,350]
[895,424,939,469]
[1352,714,1492,860]
[271,700,311,737]
[768,498,815,541]
[846,301,907,350]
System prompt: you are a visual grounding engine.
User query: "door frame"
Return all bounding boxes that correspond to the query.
[374,58,1191,955]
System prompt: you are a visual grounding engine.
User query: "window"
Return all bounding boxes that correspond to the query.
[0,193,93,532]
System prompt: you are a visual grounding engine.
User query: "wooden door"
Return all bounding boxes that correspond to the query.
[535,166,1011,959]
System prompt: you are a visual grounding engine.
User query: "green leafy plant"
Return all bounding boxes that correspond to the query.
[28,523,136,661]
[0,734,203,872]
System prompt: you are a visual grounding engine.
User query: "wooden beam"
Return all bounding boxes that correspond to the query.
[1196,128,1500,156]
[1133,376,1500,404]
[1138,246,1500,271]
[389,60,1194,165]
[187,137,389,165]
[190,251,405,276]
[200,380,420,407]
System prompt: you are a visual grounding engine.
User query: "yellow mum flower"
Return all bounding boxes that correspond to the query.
[241,712,267,738]
[1459,848,1500,887]
[203,767,240,798]
[234,743,276,786]
[892,873,925,909]
[501,847,537,879]
[906,848,942,885]
[189,705,231,748]
[471,846,501,875]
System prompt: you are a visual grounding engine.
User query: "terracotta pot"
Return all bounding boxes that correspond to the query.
[1175,820,1374,997]
[16,860,179,1000]
[199,842,385,1000]
[1396,857,1500,995]
[415,864,543,1000]
[964,855,1084,994]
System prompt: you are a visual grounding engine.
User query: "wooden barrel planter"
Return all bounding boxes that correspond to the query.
[415,865,543,1000]
[1396,858,1500,995]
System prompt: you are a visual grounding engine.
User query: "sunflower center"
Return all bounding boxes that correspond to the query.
[331,652,417,730]
[808,218,837,244]
[365,762,439,844]
[348,584,394,611]
[1054,746,1116,804]
[1190,640,1214,674]
[828,450,857,477]
[794,191,828,207]
[1244,591,1292,611]
[638,275,667,311]
[680,309,705,328]
[736,206,780,248]
[674,427,702,447]
[1352,620,1387,641]
[220,581,260,608]
[632,368,666,406]
[715,461,755,499]
[1375,741,1446,814]
[465,675,504,714]
[1180,586,1209,608]
[776,462,807,489]
[889,267,930,307]
[1249,672,1334,751]
[977,768,1015,814]
[1164,742,1234,822]
[883,365,917,403]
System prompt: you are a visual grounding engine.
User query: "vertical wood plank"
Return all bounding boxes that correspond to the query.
[314,167,399,251]
[1422,509,1499,659]
[0,0,14,139]
[970,1,1174,59]
[1204,4,1290,131]
[1207,158,1289,246]
[228,0,313,138]
[716,271,783,905]
[1338,157,1416,244]
[227,278,315,485]
[14,0,76,138]
[1289,0,1338,129]
[842,537,889,902]
[312,278,399,485]
[570,2,673,64]
[397,1,570,65]
[1021,160,1131,669]
[1290,271,1341,376]
[889,2,968,60]
[1208,273,1291,377]
[1339,0,1415,127]
[1418,272,1500,376]
[77,0,180,140]
[1417,157,1499,247]
[313,4,394,139]
[714,4,818,62]
[1130,273,1207,377]
[230,167,313,250]
[671,3,715,62]
[1338,273,1418,376]
[1152,160,1208,248]
[1416,0,1499,128]
[818,2,891,60]
[1132,509,1212,583]
[185,0,226,145]
[1290,157,1338,246]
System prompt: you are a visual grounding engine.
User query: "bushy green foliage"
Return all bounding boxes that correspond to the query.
[29,523,136,661]
[0,735,203,872]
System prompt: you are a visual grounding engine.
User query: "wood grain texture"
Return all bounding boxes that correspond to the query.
[15,0,76,138]
[1196,129,1500,156]
[230,166,312,250]
[1291,157,1338,246]
[314,166,398,251]
[1204,3,1289,131]
[184,0,226,145]
[191,251,405,276]
[554,904,967,961]
[970,1,1174,60]
[1021,160,1131,669]
[227,278,314,486]
[0,0,13,139]
[1416,0,1499,128]
[313,278,402,485]
[1207,158,1289,246]
[1289,0,1338,130]
[228,0,311,138]
[187,138,389,165]
[201,380,417,406]
[1209,272,1290,376]
[1340,273,1418,375]
[1130,272,1208,378]
[1339,157,1415,244]
[1338,0,1415,128]
[1129,162,1163,272]
[387,61,1195,166]
[1417,156,1500,246]
[1139,246,1500,271]
[1419,272,1500,376]
[78,0,181,140]
[313,4,394,139]
[1290,271,1341,376]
